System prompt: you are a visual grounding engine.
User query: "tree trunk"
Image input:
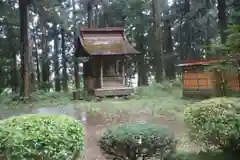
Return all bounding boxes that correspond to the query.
[137,36,148,86]
[72,0,80,91]
[19,0,30,99]
[11,51,18,92]
[35,44,41,84]
[28,37,36,92]
[179,0,191,60]
[54,25,61,92]
[33,28,41,83]
[217,0,227,44]
[41,20,50,91]
[205,0,211,58]
[81,1,94,91]
[134,9,148,86]
[179,17,185,61]
[94,5,100,27]
[232,0,240,24]
[61,28,68,92]
[87,2,93,28]
[164,18,175,79]
[8,27,18,92]
[184,0,191,59]
[102,2,109,27]
[152,0,165,82]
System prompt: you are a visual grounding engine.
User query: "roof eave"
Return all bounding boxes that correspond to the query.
[89,52,140,56]
[176,64,210,67]
[80,27,124,32]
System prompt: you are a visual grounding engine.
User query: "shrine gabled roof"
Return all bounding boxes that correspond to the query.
[79,27,140,55]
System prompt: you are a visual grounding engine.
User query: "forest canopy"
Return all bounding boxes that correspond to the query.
[0,0,239,99]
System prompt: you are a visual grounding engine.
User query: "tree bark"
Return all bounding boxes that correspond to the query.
[8,27,18,92]
[205,0,211,58]
[54,25,61,92]
[33,29,41,83]
[94,5,100,27]
[164,18,175,79]
[61,28,68,92]
[179,0,191,60]
[41,20,50,91]
[87,2,93,28]
[72,0,80,91]
[217,0,227,44]
[35,51,41,83]
[102,2,109,27]
[232,0,240,24]
[19,0,30,99]
[137,35,148,86]
[152,0,165,82]
[11,51,18,92]
[28,36,36,92]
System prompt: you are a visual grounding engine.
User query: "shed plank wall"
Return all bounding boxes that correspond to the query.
[184,72,215,89]
[183,71,240,91]
[226,74,240,91]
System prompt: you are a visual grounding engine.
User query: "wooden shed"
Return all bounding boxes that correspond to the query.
[177,58,240,97]
[75,27,140,97]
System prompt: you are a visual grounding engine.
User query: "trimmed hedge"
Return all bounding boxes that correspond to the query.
[184,97,240,154]
[99,123,176,160]
[0,114,84,160]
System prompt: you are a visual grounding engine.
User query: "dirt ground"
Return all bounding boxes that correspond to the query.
[84,110,189,160]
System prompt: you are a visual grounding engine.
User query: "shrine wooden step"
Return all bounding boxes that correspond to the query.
[94,87,133,97]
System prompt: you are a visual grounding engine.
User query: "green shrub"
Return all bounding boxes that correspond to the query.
[99,123,176,160]
[184,97,240,153]
[31,90,72,102]
[196,151,237,160]
[168,149,237,160]
[170,77,183,88]
[135,82,171,99]
[134,79,182,99]
[169,148,196,160]
[0,114,84,160]
[171,150,237,160]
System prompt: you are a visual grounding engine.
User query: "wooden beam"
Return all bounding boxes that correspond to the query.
[100,59,103,88]
[116,60,119,75]
[122,61,125,85]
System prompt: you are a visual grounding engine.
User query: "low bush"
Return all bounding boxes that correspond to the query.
[31,90,72,102]
[0,114,84,160]
[196,151,237,160]
[169,148,196,160]
[99,123,176,160]
[171,150,236,160]
[134,80,182,99]
[184,97,240,154]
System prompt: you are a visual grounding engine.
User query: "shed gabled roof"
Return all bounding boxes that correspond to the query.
[176,58,219,67]
[79,27,140,55]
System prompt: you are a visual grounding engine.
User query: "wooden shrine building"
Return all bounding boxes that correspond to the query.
[75,27,140,97]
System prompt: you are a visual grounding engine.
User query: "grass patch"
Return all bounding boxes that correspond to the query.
[0,90,72,109]
[0,81,195,123]
[0,81,193,121]
[0,81,190,110]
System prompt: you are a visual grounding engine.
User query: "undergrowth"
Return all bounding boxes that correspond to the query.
[134,79,182,99]
[0,90,72,108]
[0,79,188,113]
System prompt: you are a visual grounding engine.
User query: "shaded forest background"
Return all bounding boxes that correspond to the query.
[0,0,239,100]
